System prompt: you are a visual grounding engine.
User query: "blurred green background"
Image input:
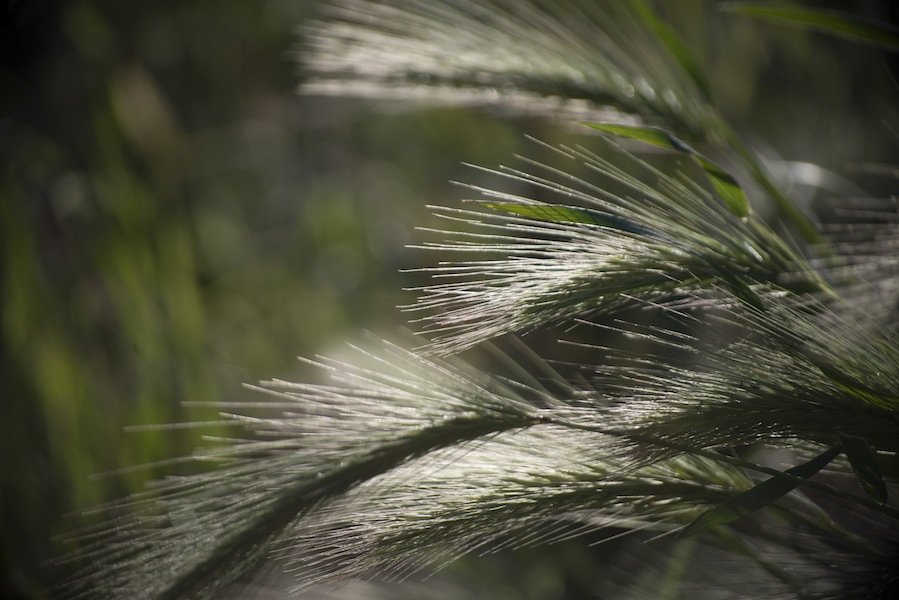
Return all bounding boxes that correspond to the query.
[2,1,898,598]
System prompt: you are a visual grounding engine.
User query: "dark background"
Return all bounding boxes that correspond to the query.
[2,1,898,597]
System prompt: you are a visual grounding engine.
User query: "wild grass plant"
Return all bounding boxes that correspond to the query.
[62,1,899,598]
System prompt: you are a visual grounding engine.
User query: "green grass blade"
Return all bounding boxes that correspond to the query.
[475,201,652,235]
[815,362,899,413]
[583,123,751,218]
[679,445,842,538]
[721,128,821,243]
[723,3,899,51]
[839,430,889,505]
[657,537,698,600]
[582,122,692,151]
[632,0,712,101]
[692,155,751,220]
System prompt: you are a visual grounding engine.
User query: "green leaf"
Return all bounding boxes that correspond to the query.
[632,0,712,100]
[583,123,751,218]
[583,122,692,152]
[679,445,841,538]
[839,430,888,505]
[692,155,751,221]
[723,3,899,51]
[474,201,652,236]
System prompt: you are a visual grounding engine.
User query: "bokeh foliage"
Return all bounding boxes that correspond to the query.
[2,1,898,598]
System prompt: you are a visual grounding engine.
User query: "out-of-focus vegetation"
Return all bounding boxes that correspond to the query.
[1,1,897,598]
[1,2,538,596]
